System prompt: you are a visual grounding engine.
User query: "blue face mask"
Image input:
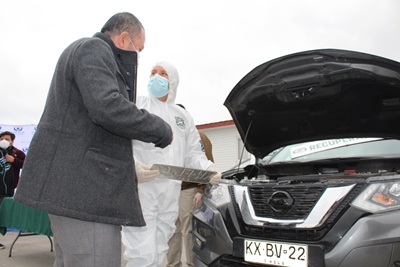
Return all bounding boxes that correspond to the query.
[148,74,169,98]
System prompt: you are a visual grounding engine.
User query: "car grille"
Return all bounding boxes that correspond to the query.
[248,185,325,219]
[218,255,269,266]
[229,183,364,242]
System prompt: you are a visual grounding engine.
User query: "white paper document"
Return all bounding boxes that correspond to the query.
[150,164,216,183]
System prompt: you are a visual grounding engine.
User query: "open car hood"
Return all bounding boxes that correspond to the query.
[224,49,400,158]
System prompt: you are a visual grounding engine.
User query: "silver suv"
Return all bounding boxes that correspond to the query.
[192,49,400,267]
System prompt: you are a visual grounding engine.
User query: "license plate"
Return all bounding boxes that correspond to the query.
[244,239,308,267]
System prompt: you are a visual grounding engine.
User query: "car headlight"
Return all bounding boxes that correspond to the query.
[352,181,400,213]
[204,180,235,207]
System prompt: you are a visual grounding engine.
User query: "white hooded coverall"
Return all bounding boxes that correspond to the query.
[121,61,214,267]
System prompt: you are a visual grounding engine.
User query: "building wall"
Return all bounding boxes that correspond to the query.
[198,121,251,172]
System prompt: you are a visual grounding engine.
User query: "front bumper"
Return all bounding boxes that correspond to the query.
[193,199,400,267]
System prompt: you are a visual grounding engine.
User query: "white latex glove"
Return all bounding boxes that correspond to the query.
[207,166,222,185]
[135,162,159,183]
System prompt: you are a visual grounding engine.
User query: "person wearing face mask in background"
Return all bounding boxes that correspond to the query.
[0,131,25,197]
[121,61,222,267]
[0,131,25,250]
[13,12,173,267]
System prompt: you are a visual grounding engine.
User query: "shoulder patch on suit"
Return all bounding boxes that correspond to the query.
[175,116,185,129]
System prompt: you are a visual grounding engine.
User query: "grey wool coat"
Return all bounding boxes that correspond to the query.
[14,33,173,226]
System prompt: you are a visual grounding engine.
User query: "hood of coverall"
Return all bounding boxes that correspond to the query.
[150,61,180,104]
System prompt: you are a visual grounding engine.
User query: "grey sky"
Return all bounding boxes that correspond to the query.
[1,0,400,125]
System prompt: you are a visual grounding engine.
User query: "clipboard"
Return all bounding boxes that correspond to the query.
[150,164,216,183]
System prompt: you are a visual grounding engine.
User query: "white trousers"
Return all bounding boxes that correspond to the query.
[121,178,181,267]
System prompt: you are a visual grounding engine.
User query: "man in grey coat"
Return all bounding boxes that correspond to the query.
[14,12,173,267]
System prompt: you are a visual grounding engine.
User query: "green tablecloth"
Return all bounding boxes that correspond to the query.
[0,197,53,236]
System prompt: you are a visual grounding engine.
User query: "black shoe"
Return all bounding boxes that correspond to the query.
[0,243,5,249]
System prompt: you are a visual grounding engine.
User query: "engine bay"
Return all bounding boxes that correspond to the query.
[224,158,400,183]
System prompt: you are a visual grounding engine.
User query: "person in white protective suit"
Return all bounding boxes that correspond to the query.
[121,61,222,267]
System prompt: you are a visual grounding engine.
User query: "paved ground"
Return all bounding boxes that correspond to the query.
[0,230,55,267]
[0,230,188,267]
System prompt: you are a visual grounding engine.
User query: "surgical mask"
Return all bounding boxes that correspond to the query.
[0,140,10,150]
[148,74,169,98]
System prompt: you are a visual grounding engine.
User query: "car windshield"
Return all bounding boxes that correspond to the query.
[267,138,400,163]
